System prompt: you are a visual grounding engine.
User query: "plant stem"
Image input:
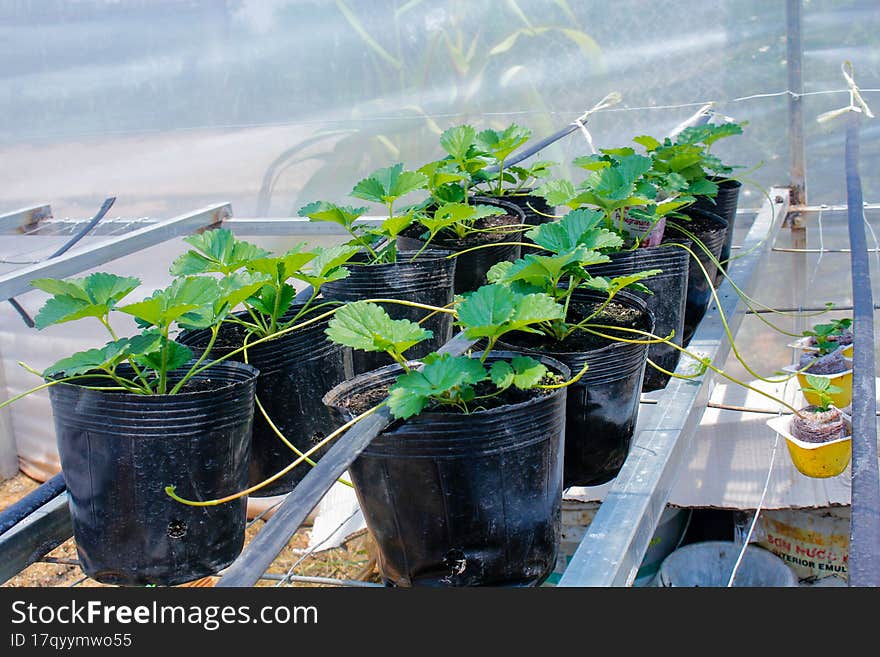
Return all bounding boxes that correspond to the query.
[253,395,353,488]
[164,401,386,506]
[169,324,220,395]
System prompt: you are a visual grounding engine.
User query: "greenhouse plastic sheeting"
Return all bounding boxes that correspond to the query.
[1,0,878,221]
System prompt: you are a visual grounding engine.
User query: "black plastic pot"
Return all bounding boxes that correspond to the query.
[320,249,456,377]
[585,243,690,392]
[396,196,525,295]
[499,289,654,488]
[49,360,258,586]
[691,177,742,284]
[663,208,728,346]
[323,352,569,587]
[177,302,346,497]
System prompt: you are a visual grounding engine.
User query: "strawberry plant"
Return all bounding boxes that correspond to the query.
[299,162,428,264]
[324,282,578,419]
[800,374,844,412]
[485,208,661,341]
[8,269,268,400]
[801,317,853,355]
[170,227,358,338]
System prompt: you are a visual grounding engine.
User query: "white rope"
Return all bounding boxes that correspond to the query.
[18,88,880,142]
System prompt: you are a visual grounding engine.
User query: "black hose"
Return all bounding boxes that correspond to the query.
[6,197,116,328]
[844,110,880,587]
[0,472,66,536]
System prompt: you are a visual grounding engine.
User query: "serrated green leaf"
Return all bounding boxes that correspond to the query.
[171,228,269,275]
[475,124,531,162]
[298,201,367,229]
[509,356,548,389]
[42,331,163,377]
[381,213,414,238]
[387,354,487,419]
[32,273,141,329]
[488,360,514,390]
[525,208,606,253]
[606,269,662,295]
[325,301,431,356]
[351,163,428,205]
[534,179,579,208]
[633,135,661,151]
[134,339,193,374]
[456,285,563,339]
[118,277,220,328]
[440,125,477,161]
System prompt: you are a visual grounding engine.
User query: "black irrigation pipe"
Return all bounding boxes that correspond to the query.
[5,197,116,328]
[844,111,880,587]
[0,472,66,536]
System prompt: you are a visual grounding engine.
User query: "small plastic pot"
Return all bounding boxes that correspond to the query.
[782,364,854,409]
[585,242,689,392]
[663,208,728,346]
[322,352,569,587]
[499,289,654,488]
[396,196,525,295]
[691,177,742,283]
[49,360,258,586]
[767,415,852,479]
[320,249,456,377]
[177,302,347,497]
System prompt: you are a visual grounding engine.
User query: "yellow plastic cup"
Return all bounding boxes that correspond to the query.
[767,415,852,479]
[784,365,853,409]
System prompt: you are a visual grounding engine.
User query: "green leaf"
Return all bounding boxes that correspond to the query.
[32,273,141,329]
[387,354,487,419]
[351,163,428,206]
[499,248,609,288]
[381,213,414,238]
[525,208,608,253]
[170,228,269,275]
[606,270,662,295]
[456,285,563,339]
[133,339,193,374]
[440,125,477,161]
[534,179,579,208]
[488,356,547,391]
[325,301,431,356]
[509,356,548,389]
[488,360,515,390]
[298,201,367,230]
[118,277,220,328]
[418,159,469,190]
[42,331,163,377]
[475,124,531,162]
[633,135,661,151]
[586,154,653,202]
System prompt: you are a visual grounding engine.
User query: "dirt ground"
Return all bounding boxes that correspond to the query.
[0,471,381,588]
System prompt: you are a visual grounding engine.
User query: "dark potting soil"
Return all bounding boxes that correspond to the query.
[667,210,723,236]
[791,406,851,443]
[339,372,561,418]
[798,350,849,375]
[402,212,522,248]
[505,298,650,353]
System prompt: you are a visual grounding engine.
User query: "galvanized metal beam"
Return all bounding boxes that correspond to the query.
[557,188,790,587]
[0,493,72,585]
[0,203,231,302]
[223,217,383,236]
[0,204,52,234]
[786,0,807,206]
